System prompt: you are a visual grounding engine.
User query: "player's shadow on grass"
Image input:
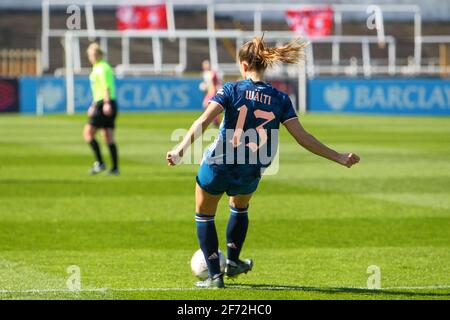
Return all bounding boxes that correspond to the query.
[226,283,450,298]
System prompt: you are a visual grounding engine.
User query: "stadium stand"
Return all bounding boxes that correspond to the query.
[1,3,450,76]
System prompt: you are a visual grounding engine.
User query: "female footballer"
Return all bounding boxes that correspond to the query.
[166,36,360,288]
[83,43,119,175]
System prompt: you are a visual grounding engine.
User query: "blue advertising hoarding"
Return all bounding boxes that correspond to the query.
[18,76,450,115]
[19,76,204,113]
[308,78,450,115]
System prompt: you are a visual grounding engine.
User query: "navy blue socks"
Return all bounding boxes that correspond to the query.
[195,206,249,276]
[195,213,221,276]
[226,205,249,262]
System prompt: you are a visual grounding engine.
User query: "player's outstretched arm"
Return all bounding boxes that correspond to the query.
[283,118,360,168]
[166,102,223,166]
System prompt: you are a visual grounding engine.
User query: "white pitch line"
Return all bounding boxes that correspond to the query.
[0,287,199,294]
[0,285,449,295]
[382,285,450,290]
[230,285,450,291]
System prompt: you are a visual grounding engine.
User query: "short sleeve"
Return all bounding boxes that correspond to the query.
[208,82,233,110]
[96,65,108,91]
[280,95,298,124]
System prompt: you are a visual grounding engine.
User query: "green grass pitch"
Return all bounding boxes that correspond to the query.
[0,112,449,300]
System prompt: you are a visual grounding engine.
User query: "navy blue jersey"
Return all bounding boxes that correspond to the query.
[203,79,297,171]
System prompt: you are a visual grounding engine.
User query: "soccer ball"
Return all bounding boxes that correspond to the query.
[190,249,226,280]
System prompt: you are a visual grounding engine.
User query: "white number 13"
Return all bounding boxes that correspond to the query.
[232,105,275,152]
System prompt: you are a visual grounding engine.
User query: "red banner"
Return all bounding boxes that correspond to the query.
[285,6,333,38]
[116,4,167,30]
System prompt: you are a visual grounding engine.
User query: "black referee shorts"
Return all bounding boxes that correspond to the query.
[88,100,118,129]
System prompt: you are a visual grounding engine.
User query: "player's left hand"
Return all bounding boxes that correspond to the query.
[338,153,360,168]
[103,102,113,116]
[166,150,182,166]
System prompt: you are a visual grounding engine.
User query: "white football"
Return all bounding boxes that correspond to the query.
[190,249,226,280]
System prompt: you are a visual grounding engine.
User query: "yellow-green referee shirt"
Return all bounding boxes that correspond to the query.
[89,60,116,103]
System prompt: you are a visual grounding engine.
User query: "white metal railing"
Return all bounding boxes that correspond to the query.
[416,36,450,76]
[61,29,397,76]
[63,29,400,115]
[63,30,450,116]
[42,0,422,73]
[41,0,213,70]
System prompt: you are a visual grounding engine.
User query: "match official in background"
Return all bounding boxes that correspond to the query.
[83,43,119,176]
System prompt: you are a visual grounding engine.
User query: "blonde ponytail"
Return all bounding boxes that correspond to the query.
[238,34,308,71]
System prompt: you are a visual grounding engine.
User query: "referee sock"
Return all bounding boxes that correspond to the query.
[226,205,249,262]
[89,139,103,165]
[108,143,118,170]
[195,213,221,277]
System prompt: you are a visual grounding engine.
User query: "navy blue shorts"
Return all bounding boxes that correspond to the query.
[196,162,261,196]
